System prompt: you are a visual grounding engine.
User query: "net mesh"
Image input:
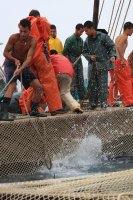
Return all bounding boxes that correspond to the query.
[1,107,133,199]
[0,169,133,199]
[1,107,133,177]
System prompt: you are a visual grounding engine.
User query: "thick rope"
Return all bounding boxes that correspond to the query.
[109,0,122,37]
[20,71,29,115]
[73,54,82,66]
[112,0,124,40]
[119,0,132,35]
[20,70,52,170]
[117,193,133,200]
[0,65,20,94]
[108,0,116,34]
[98,0,105,24]
[0,66,6,82]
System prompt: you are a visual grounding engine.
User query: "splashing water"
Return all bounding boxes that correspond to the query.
[1,135,133,183]
[40,135,103,178]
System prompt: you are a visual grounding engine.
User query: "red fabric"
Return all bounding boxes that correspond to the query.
[115,58,133,106]
[36,17,50,41]
[19,88,46,114]
[50,54,74,77]
[27,16,51,61]
[108,69,119,106]
[19,89,29,114]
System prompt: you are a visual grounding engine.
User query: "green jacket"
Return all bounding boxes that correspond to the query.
[63,34,83,64]
[83,31,117,70]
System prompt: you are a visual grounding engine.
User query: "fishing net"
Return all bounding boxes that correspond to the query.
[1,99,133,199]
[0,169,133,200]
[1,107,133,178]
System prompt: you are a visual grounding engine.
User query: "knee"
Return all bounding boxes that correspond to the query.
[37,84,43,94]
[33,82,43,94]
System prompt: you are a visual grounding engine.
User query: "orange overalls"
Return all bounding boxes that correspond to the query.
[19,16,62,114]
[114,58,133,106]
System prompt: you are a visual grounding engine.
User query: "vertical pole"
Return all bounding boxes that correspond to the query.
[93,0,100,29]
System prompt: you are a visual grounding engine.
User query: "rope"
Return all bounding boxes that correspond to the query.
[109,0,122,37]
[73,54,82,66]
[112,0,125,40]
[117,193,133,200]
[28,118,52,170]
[0,66,6,82]
[119,0,132,34]
[0,63,52,170]
[20,71,29,115]
[108,0,116,34]
[0,65,20,94]
[98,0,105,24]
[20,69,52,170]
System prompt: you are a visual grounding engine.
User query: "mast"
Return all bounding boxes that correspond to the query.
[93,0,100,29]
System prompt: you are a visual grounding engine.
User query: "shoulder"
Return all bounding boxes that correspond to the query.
[66,34,75,41]
[56,37,62,43]
[97,31,107,39]
[115,34,127,42]
[8,33,19,42]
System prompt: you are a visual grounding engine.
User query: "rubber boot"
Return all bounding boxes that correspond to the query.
[0,102,15,121]
[30,101,47,117]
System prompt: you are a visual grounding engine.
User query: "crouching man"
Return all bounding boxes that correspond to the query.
[0,18,46,121]
[50,50,83,113]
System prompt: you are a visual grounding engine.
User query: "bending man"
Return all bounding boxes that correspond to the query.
[50,50,83,113]
[0,18,46,121]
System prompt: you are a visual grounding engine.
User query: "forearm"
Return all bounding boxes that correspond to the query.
[19,57,32,71]
[3,51,16,62]
[117,48,125,59]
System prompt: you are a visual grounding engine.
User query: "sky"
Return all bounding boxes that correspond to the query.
[0,0,133,66]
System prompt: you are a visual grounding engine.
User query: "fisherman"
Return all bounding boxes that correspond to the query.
[0,18,46,121]
[114,22,133,107]
[20,10,64,115]
[6,50,83,115]
[50,50,83,113]
[83,21,116,110]
[49,24,63,54]
[63,24,85,101]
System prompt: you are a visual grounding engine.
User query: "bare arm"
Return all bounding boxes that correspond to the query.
[115,36,127,58]
[3,35,18,62]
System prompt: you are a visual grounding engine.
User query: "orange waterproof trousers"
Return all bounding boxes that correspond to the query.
[19,88,45,114]
[115,58,133,106]
[19,52,62,113]
[108,69,119,106]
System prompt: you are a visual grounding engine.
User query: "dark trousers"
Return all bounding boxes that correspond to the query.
[71,62,85,100]
[88,64,108,107]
